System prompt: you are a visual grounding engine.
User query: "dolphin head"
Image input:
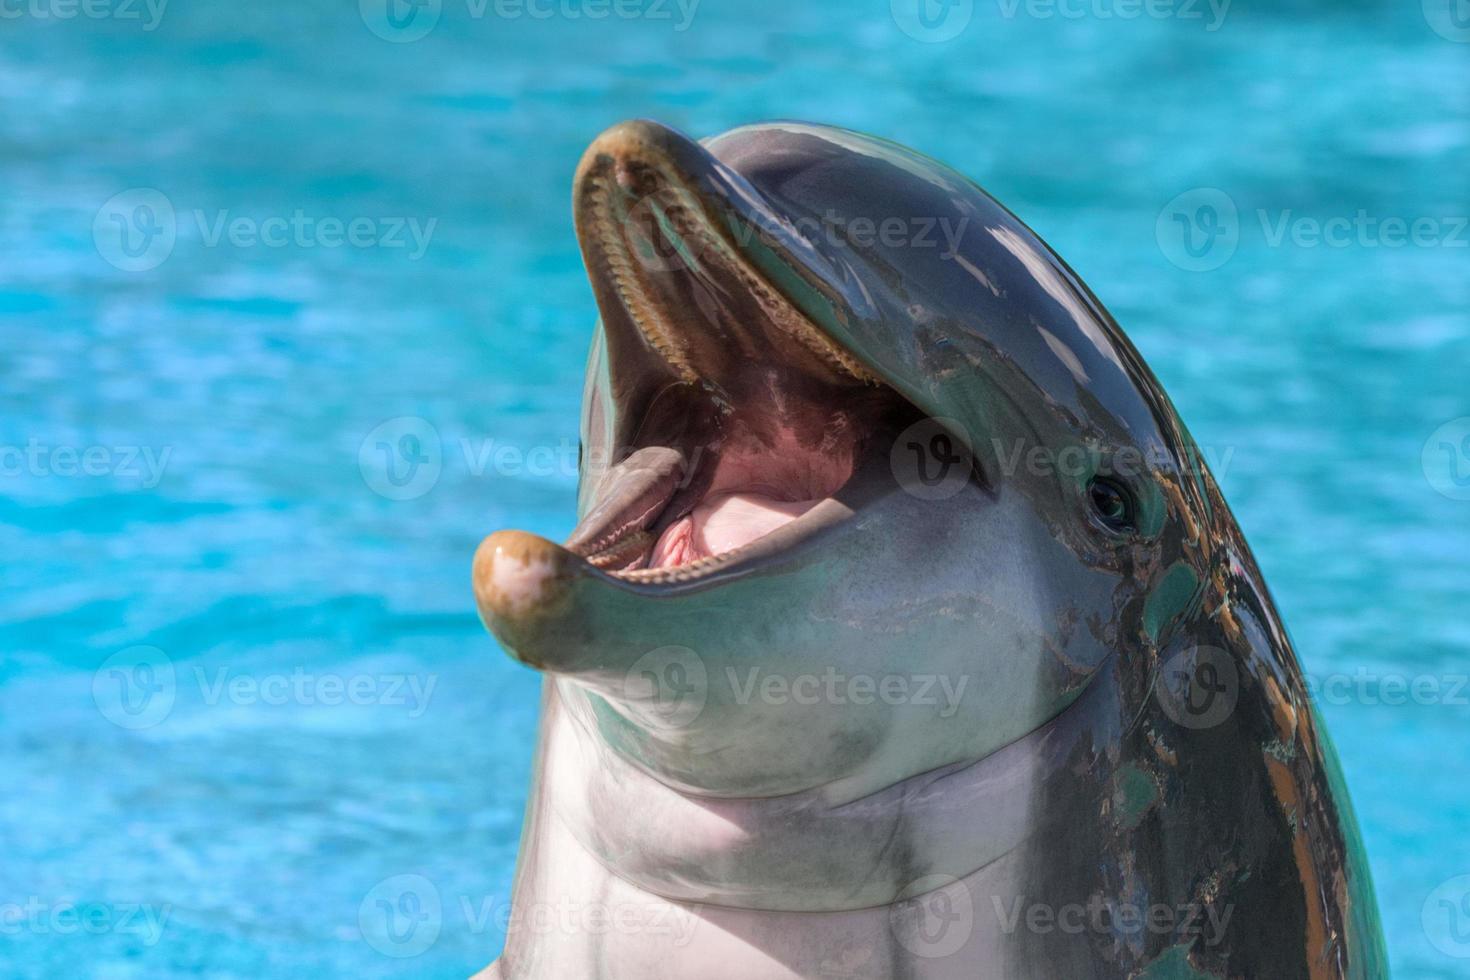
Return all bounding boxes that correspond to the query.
[474,120,1224,802]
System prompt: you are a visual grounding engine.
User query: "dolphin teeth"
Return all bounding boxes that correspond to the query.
[612,550,731,583]
[578,168,698,382]
[584,531,654,571]
[577,151,878,387]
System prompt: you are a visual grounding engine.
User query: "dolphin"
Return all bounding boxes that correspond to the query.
[471,120,1387,979]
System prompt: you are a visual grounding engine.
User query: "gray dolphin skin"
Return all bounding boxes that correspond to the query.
[472,120,1388,979]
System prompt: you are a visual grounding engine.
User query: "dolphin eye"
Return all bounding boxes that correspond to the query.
[1088,477,1136,534]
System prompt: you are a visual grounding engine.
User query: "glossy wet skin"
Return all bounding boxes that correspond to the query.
[474,121,1386,977]
[477,121,1133,803]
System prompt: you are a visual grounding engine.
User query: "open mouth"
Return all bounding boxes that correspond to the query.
[560,125,916,584]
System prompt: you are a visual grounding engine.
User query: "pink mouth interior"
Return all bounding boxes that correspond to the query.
[650,493,823,567]
[648,421,856,569]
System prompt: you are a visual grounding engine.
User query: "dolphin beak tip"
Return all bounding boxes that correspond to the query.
[473,531,584,667]
[582,118,683,157]
[575,119,710,196]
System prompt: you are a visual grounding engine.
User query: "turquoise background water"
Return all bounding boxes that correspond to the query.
[2,1,1467,976]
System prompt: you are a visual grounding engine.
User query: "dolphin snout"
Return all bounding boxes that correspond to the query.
[473,530,584,669]
[473,529,691,680]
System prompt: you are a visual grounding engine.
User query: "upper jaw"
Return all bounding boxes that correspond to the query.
[572,119,877,405]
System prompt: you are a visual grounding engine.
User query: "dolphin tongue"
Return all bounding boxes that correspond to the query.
[564,446,688,570]
[568,443,828,572]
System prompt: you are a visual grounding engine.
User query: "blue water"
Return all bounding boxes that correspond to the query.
[1,2,1466,977]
